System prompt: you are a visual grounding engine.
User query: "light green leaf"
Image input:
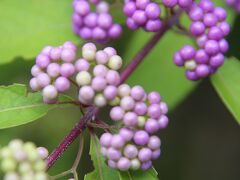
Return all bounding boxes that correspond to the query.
[84,134,119,180]
[211,58,240,124]
[118,168,158,180]
[0,0,79,64]
[122,30,198,110]
[0,84,72,129]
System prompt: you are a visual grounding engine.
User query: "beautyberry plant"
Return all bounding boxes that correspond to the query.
[0,0,238,179]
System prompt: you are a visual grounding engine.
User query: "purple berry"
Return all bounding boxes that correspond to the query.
[60,63,75,77]
[145,3,160,19]
[117,157,131,171]
[145,119,160,134]
[110,106,125,121]
[151,149,161,160]
[111,135,125,149]
[107,148,121,161]
[120,96,135,111]
[54,77,70,92]
[100,133,112,147]
[148,136,161,150]
[36,54,50,69]
[47,63,60,78]
[141,161,152,170]
[124,144,138,159]
[138,148,152,162]
[123,112,138,127]
[147,104,161,119]
[134,102,147,115]
[119,128,134,141]
[133,130,149,146]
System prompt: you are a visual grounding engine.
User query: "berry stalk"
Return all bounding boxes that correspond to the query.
[46,10,181,170]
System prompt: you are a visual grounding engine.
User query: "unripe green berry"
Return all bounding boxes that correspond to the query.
[23,142,36,153]
[18,162,32,174]
[109,97,120,106]
[13,150,27,162]
[9,139,23,151]
[21,173,34,180]
[34,172,48,180]
[94,94,107,107]
[76,71,92,86]
[4,172,19,180]
[108,55,122,70]
[1,158,17,172]
[137,116,146,127]
[82,49,96,61]
[184,60,197,70]
[33,160,46,172]
[27,150,39,161]
[0,147,12,159]
[118,84,131,97]
[130,159,141,170]
[42,85,58,100]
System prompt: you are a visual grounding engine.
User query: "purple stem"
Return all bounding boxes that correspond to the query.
[46,11,181,169]
[47,107,99,169]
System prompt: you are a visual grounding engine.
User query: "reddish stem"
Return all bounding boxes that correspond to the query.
[46,11,181,169]
[46,107,99,169]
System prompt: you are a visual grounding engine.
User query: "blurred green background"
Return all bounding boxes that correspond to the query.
[0,1,240,180]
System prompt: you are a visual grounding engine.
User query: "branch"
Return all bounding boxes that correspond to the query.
[46,10,181,169]
[46,107,99,169]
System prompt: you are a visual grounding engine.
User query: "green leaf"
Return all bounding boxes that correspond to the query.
[118,168,158,180]
[122,30,198,110]
[211,58,240,124]
[0,84,72,129]
[0,0,79,64]
[84,134,119,180]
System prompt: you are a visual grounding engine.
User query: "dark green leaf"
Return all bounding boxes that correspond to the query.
[211,58,240,124]
[0,84,72,129]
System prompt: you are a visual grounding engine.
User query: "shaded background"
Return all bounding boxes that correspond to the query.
[0,8,240,180]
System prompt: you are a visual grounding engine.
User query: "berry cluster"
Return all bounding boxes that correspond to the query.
[225,0,240,12]
[100,84,169,171]
[30,42,123,107]
[30,41,77,103]
[76,43,123,107]
[123,0,162,32]
[162,0,193,8]
[72,0,122,42]
[0,139,49,180]
[173,0,230,80]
